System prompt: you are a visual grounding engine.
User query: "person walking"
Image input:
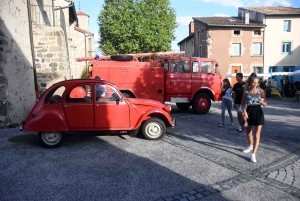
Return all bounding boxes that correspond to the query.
[219,79,234,127]
[232,73,245,132]
[266,81,273,98]
[241,73,267,163]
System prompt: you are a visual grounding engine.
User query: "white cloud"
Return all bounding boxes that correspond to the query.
[214,13,230,17]
[262,0,291,6]
[197,0,292,7]
[94,34,100,41]
[198,0,243,7]
[176,16,194,26]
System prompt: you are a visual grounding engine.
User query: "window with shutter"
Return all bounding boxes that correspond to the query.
[231,43,241,56]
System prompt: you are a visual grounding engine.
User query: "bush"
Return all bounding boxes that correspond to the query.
[80,67,91,79]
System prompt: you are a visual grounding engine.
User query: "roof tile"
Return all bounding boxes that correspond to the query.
[76,11,90,17]
[241,6,300,15]
[193,17,265,27]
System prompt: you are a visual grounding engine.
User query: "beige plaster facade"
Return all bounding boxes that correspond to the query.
[192,20,264,83]
[264,16,300,69]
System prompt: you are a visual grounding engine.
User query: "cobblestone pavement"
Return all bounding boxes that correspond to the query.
[156,98,300,201]
[1,99,300,201]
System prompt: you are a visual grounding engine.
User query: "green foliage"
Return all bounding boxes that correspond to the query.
[98,0,178,55]
[80,67,91,79]
[271,88,282,98]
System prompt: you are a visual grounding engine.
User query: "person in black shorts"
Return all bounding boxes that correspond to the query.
[232,73,245,132]
[241,73,267,163]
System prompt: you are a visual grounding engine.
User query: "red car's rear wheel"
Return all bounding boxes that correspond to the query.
[38,132,65,148]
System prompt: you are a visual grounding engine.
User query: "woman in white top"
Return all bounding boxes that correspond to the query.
[219,79,234,127]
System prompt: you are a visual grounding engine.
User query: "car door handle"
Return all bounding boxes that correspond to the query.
[171,81,175,83]
[63,105,67,108]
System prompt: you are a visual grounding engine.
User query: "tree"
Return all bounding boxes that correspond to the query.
[97,0,177,55]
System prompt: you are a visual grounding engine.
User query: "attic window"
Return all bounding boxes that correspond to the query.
[228,19,236,22]
[254,30,261,35]
[234,30,240,35]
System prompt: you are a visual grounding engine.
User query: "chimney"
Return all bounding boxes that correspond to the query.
[189,21,194,36]
[245,11,249,24]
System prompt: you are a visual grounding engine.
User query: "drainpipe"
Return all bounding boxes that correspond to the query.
[84,33,93,73]
[54,3,74,79]
[27,0,40,99]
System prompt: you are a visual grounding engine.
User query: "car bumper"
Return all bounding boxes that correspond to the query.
[171,117,176,127]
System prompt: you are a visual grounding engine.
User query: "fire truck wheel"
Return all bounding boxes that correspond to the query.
[142,118,166,140]
[192,93,211,114]
[176,103,191,110]
[38,132,65,148]
[110,55,133,61]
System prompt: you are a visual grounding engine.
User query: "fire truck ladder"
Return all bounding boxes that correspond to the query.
[76,51,185,62]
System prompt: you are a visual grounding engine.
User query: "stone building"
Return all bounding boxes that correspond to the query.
[0,0,36,127]
[31,0,95,93]
[178,14,266,85]
[192,16,265,85]
[177,22,194,57]
[0,0,95,127]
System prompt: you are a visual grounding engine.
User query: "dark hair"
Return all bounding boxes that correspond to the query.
[245,73,258,89]
[236,73,243,78]
[223,78,232,88]
[94,76,101,80]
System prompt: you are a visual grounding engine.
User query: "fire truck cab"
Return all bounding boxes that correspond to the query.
[77,52,222,114]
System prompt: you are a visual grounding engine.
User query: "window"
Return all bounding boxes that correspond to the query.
[164,60,169,72]
[201,61,215,74]
[197,31,200,44]
[254,30,261,35]
[252,42,262,55]
[253,66,263,74]
[66,85,91,103]
[201,28,204,33]
[234,30,240,35]
[283,20,291,32]
[171,60,190,73]
[199,45,202,57]
[45,86,66,104]
[282,42,291,54]
[95,84,120,102]
[231,43,241,56]
[192,62,199,73]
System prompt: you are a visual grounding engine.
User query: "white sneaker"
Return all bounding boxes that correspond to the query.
[250,154,257,163]
[243,145,253,153]
[219,123,224,127]
[238,126,243,132]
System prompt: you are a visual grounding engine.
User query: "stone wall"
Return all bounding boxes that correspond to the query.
[0,0,36,126]
[179,37,194,57]
[33,26,70,93]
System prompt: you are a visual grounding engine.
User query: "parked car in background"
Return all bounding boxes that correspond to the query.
[20,79,175,148]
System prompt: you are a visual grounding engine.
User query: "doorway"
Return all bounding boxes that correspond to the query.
[231,66,241,86]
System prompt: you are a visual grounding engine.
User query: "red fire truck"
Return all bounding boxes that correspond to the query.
[77,52,222,114]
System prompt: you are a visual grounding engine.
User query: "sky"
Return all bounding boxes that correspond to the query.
[71,0,300,55]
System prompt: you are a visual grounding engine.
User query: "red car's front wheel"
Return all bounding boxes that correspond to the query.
[38,132,65,148]
[142,118,166,140]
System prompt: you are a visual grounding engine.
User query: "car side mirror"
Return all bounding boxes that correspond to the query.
[110,92,122,102]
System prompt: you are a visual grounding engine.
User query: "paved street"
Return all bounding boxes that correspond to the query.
[0,98,300,201]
